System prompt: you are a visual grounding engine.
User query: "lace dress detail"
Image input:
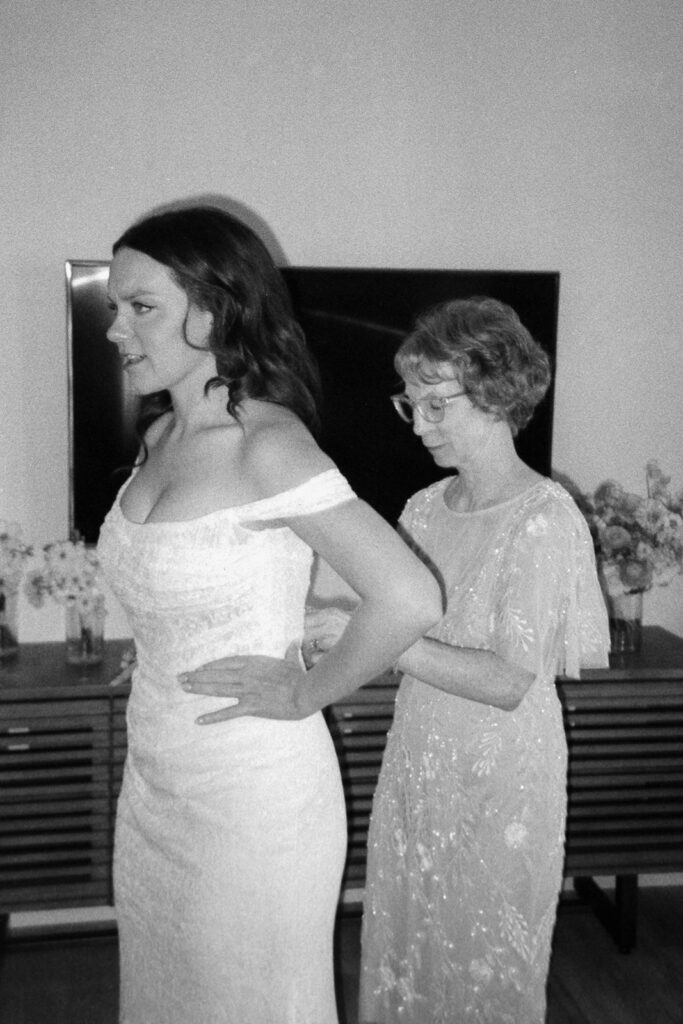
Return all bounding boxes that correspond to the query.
[359,478,610,1024]
[97,469,355,1024]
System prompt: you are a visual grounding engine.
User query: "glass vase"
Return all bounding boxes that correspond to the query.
[607,590,644,655]
[0,589,19,663]
[65,601,105,666]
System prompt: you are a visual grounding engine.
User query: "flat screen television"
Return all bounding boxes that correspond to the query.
[66,262,560,543]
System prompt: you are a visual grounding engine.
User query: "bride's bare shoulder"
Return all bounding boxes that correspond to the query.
[241,403,336,498]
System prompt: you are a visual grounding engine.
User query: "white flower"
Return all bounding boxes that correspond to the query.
[396,976,417,1005]
[416,842,433,871]
[421,751,436,781]
[472,730,503,777]
[578,463,683,596]
[25,538,105,616]
[378,962,397,991]
[504,821,528,849]
[469,958,494,985]
[392,828,407,858]
[526,513,548,536]
[600,561,625,599]
[0,520,33,594]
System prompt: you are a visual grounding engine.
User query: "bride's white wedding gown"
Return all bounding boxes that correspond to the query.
[97,469,353,1024]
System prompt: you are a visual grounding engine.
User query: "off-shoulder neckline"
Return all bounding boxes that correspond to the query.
[114,468,344,528]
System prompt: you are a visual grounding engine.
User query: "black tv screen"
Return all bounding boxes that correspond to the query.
[66,262,559,543]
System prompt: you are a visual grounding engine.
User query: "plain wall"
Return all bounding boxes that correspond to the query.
[2,0,682,640]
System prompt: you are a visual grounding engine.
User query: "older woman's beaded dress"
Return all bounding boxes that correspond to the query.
[97,470,353,1024]
[359,479,610,1024]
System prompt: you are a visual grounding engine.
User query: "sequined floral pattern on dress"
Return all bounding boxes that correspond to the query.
[359,479,610,1024]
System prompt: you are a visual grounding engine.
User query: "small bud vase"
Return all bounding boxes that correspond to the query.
[606,590,643,655]
[65,600,105,666]
[0,589,19,662]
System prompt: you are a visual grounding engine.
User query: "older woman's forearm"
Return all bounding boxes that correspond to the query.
[299,589,440,714]
[396,637,534,711]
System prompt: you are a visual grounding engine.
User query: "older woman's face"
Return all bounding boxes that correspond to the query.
[402,368,497,469]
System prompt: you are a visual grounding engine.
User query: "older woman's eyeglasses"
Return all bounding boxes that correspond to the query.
[391,389,468,424]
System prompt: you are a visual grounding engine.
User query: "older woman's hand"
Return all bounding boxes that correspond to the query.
[302,606,351,667]
[179,641,313,724]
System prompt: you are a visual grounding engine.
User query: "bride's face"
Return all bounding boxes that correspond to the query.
[106,247,214,396]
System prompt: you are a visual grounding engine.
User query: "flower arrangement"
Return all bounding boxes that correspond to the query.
[26,538,106,664]
[0,520,33,598]
[25,538,105,617]
[578,461,683,598]
[0,520,33,655]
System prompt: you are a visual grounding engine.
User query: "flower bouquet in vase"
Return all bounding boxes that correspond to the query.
[0,521,32,662]
[26,538,106,665]
[579,461,683,653]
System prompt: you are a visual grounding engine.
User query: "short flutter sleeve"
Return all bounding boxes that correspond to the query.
[492,486,610,680]
[242,468,357,522]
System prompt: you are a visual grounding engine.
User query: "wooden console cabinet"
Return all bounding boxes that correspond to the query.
[2,628,682,953]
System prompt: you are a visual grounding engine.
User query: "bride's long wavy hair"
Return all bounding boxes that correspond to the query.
[113,205,321,437]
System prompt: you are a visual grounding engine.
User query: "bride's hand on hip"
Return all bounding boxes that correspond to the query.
[302,606,351,667]
[179,642,312,724]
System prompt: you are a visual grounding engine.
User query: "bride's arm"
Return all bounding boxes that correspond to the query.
[302,609,534,712]
[179,416,441,722]
[182,496,442,722]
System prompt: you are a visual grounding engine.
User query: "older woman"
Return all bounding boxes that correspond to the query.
[352,296,610,1023]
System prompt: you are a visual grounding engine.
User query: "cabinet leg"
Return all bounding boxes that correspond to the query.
[572,874,638,953]
[614,874,638,953]
[0,913,8,959]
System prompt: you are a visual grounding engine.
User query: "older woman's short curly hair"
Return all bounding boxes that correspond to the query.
[395,296,551,436]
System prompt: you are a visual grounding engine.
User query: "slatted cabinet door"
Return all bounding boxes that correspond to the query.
[0,641,130,915]
[325,674,398,891]
[561,678,683,874]
[0,697,112,909]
